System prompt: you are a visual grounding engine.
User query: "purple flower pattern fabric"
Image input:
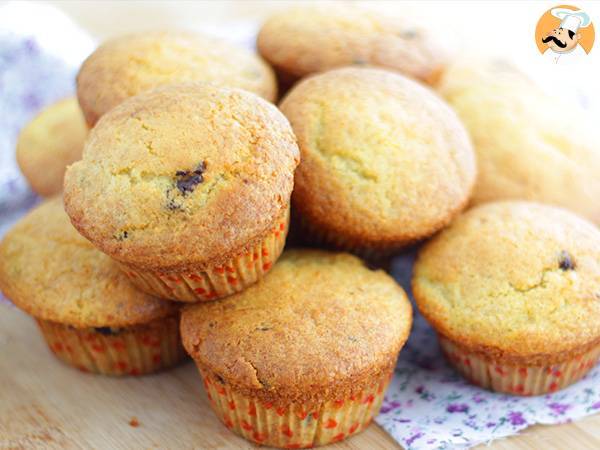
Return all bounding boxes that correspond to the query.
[0,2,94,237]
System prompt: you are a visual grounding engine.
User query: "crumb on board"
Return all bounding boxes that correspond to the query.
[129,417,140,427]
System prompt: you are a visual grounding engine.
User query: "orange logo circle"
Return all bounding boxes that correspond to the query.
[535,4,595,57]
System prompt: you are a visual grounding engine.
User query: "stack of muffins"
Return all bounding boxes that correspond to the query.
[2,4,600,448]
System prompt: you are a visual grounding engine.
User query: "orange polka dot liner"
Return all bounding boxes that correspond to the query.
[119,207,289,303]
[440,336,600,396]
[36,315,187,376]
[199,367,394,448]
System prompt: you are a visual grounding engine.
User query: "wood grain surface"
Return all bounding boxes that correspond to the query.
[1,304,599,450]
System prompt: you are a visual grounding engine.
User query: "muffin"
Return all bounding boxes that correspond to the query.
[64,83,299,302]
[181,250,412,448]
[437,59,600,225]
[0,198,185,376]
[257,4,447,86]
[280,67,476,257]
[16,97,88,197]
[413,201,600,395]
[77,31,277,126]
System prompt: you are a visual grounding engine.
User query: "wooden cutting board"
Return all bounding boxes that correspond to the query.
[1,303,599,450]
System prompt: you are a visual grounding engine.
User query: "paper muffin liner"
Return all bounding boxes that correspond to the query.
[120,207,290,302]
[36,315,186,376]
[296,214,400,261]
[439,336,600,396]
[198,366,392,448]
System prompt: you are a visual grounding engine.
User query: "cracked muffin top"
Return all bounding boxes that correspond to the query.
[64,83,299,272]
[437,59,600,225]
[257,4,447,84]
[413,201,600,365]
[279,67,476,249]
[0,198,177,327]
[180,250,412,405]
[77,31,277,126]
[16,97,88,197]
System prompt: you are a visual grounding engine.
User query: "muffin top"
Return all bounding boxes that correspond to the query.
[280,67,475,248]
[181,250,412,404]
[0,198,177,328]
[64,83,299,272]
[413,201,600,365]
[257,4,447,84]
[437,59,600,225]
[16,98,88,197]
[77,31,277,125]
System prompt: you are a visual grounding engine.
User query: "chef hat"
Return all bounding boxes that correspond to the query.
[551,8,591,33]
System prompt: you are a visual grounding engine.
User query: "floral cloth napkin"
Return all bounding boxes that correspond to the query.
[377,251,600,449]
[0,2,94,237]
[1,3,598,449]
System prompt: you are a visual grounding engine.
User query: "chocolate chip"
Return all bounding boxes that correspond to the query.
[114,231,129,241]
[94,326,116,336]
[256,324,272,331]
[175,161,207,195]
[176,174,202,195]
[216,374,225,384]
[558,250,576,271]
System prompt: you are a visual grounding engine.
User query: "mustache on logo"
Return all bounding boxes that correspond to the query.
[542,35,567,48]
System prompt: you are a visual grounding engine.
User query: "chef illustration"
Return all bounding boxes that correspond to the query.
[542,8,591,63]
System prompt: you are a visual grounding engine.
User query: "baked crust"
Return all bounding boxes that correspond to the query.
[280,67,475,249]
[257,4,447,84]
[181,250,412,405]
[437,59,600,225]
[0,198,177,327]
[64,83,299,272]
[413,201,600,365]
[77,31,277,126]
[16,98,88,197]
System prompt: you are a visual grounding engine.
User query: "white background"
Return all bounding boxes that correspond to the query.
[44,0,600,113]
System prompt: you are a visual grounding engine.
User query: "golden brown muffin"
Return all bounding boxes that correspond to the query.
[16,98,88,197]
[279,67,476,257]
[181,249,412,448]
[77,31,277,126]
[64,83,299,302]
[0,198,185,375]
[413,201,600,395]
[437,59,600,225]
[257,4,447,86]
